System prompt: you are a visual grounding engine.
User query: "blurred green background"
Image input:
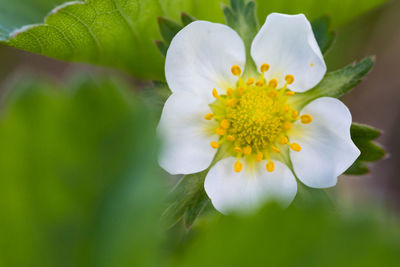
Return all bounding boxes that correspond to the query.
[0,0,399,266]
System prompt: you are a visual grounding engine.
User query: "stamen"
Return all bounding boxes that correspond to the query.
[292,110,299,119]
[260,63,270,73]
[268,79,278,88]
[227,135,235,142]
[290,143,302,152]
[266,161,275,172]
[300,114,313,124]
[234,161,243,172]
[221,119,230,129]
[204,113,214,120]
[231,65,242,76]
[227,88,234,96]
[216,127,226,136]
[283,122,292,131]
[272,146,280,153]
[238,87,244,95]
[210,141,219,149]
[285,74,295,84]
[234,147,242,153]
[226,99,237,107]
[212,88,219,98]
[243,146,252,155]
[285,91,295,96]
[246,78,255,85]
[280,136,289,144]
[256,80,265,87]
[256,152,263,162]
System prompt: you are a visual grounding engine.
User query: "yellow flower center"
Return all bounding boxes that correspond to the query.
[206,64,313,173]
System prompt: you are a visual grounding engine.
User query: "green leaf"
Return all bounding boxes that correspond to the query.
[174,203,400,266]
[181,12,196,26]
[289,57,375,110]
[345,123,385,175]
[311,16,336,54]
[0,0,228,80]
[256,0,387,28]
[163,170,209,228]
[0,77,164,266]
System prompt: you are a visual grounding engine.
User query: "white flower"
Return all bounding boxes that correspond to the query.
[158,13,360,214]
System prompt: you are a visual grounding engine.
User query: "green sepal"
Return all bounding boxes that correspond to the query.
[158,17,183,44]
[181,12,197,26]
[311,16,336,55]
[222,0,259,74]
[345,123,385,175]
[289,57,375,110]
[155,13,197,57]
[154,40,169,58]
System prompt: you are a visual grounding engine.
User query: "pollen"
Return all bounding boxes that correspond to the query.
[300,114,313,124]
[268,79,278,89]
[290,143,301,152]
[212,88,219,98]
[204,113,214,120]
[231,65,242,76]
[234,161,243,172]
[266,161,275,172]
[204,64,310,173]
[285,74,295,84]
[260,63,270,73]
[210,141,220,149]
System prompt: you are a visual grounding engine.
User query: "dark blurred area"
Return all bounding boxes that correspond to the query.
[1,0,399,213]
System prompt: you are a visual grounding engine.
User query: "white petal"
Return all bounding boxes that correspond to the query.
[165,21,246,103]
[251,13,326,92]
[289,97,360,188]
[157,92,218,175]
[204,157,297,214]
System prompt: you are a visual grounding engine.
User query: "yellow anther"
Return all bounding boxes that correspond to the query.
[285,74,295,84]
[221,119,230,129]
[272,146,280,153]
[256,152,263,162]
[283,122,292,131]
[234,147,242,153]
[268,90,277,98]
[227,135,235,142]
[268,79,278,88]
[290,143,302,152]
[238,87,244,95]
[300,114,313,124]
[212,88,219,98]
[204,113,214,120]
[285,91,295,96]
[227,88,234,96]
[210,141,220,149]
[226,99,237,107]
[243,146,252,155]
[246,78,255,85]
[280,136,289,144]
[266,161,275,172]
[256,80,265,87]
[284,105,290,112]
[234,161,243,172]
[231,65,242,76]
[260,63,270,73]
[216,127,226,136]
[292,110,299,119]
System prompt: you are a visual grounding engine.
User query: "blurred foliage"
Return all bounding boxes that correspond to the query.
[172,203,400,267]
[0,77,164,267]
[0,0,386,80]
